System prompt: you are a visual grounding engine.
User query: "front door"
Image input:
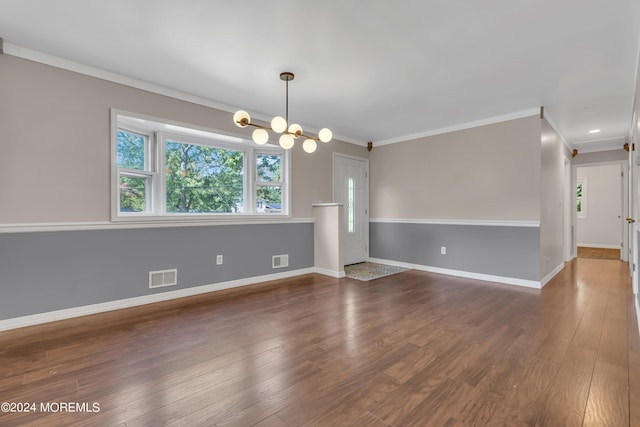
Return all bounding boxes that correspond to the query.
[334,154,369,265]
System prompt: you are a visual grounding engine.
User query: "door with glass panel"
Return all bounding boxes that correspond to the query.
[333,154,369,265]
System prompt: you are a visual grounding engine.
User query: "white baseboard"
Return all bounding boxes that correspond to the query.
[0,268,315,332]
[314,267,346,278]
[541,263,565,288]
[0,260,570,332]
[368,258,542,289]
[576,243,621,249]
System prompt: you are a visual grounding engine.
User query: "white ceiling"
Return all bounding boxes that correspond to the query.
[2,0,640,151]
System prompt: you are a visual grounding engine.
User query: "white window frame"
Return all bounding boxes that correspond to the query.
[114,125,158,217]
[255,151,287,215]
[110,110,290,221]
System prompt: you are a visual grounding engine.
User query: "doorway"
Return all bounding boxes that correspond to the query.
[333,154,369,265]
[575,163,625,260]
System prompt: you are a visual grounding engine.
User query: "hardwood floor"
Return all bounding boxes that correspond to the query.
[577,246,621,260]
[0,258,639,426]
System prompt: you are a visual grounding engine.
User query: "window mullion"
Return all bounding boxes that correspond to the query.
[246,148,255,215]
[156,132,166,215]
[119,169,154,178]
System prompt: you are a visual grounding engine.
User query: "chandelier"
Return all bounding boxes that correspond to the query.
[232,72,332,153]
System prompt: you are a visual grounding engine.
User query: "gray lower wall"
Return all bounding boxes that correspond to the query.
[0,222,313,320]
[370,222,541,281]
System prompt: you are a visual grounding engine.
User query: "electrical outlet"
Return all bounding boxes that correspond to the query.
[440,246,446,255]
[216,255,223,265]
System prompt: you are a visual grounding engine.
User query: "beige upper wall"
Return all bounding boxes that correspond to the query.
[369,115,542,221]
[0,55,366,223]
[539,119,565,278]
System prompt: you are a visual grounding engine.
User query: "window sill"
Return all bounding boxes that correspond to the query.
[112,213,292,223]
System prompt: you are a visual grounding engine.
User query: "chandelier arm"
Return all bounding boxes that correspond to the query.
[237,121,320,140]
[236,121,270,131]
[299,133,320,141]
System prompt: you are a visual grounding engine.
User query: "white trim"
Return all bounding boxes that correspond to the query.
[631,29,640,138]
[332,152,370,163]
[572,136,626,149]
[576,243,621,249]
[0,218,315,234]
[3,42,363,147]
[564,157,574,262]
[540,263,565,288]
[635,295,640,337]
[314,267,346,278]
[369,218,540,227]
[0,268,315,331]
[573,160,628,262]
[368,258,542,289]
[334,153,370,264]
[373,109,539,147]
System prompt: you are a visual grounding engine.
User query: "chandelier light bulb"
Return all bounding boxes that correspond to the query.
[288,123,303,138]
[318,128,333,143]
[233,110,250,127]
[302,138,317,153]
[252,128,269,145]
[279,133,295,149]
[271,116,287,133]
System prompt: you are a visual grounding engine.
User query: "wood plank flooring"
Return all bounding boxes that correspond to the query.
[0,258,638,426]
[577,246,621,260]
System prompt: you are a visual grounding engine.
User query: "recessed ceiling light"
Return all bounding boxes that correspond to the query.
[589,129,601,134]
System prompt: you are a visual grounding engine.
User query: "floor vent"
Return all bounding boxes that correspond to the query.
[272,254,289,269]
[149,269,178,289]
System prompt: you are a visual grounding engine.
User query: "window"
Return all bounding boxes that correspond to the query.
[256,154,283,213]
[165,139,245,213]
[577,177,587,219]
[112,112,288,220]
[117,130,153,213]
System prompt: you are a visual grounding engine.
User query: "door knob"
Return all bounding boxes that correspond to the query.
[626,217,635,223]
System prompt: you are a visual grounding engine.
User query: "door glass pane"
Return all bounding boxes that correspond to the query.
[348,178,355,233]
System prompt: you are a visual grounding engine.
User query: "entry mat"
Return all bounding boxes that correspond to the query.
[344,262,409,281]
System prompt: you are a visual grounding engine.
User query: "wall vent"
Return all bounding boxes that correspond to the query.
[149,269,178,289]
[272,254,289,269]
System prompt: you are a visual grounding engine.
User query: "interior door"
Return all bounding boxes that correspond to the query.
[632,112,639,294]
[333,154,369,265]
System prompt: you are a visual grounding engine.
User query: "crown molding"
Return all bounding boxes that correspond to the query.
[373,108,540,147]
[3,42,365,147]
